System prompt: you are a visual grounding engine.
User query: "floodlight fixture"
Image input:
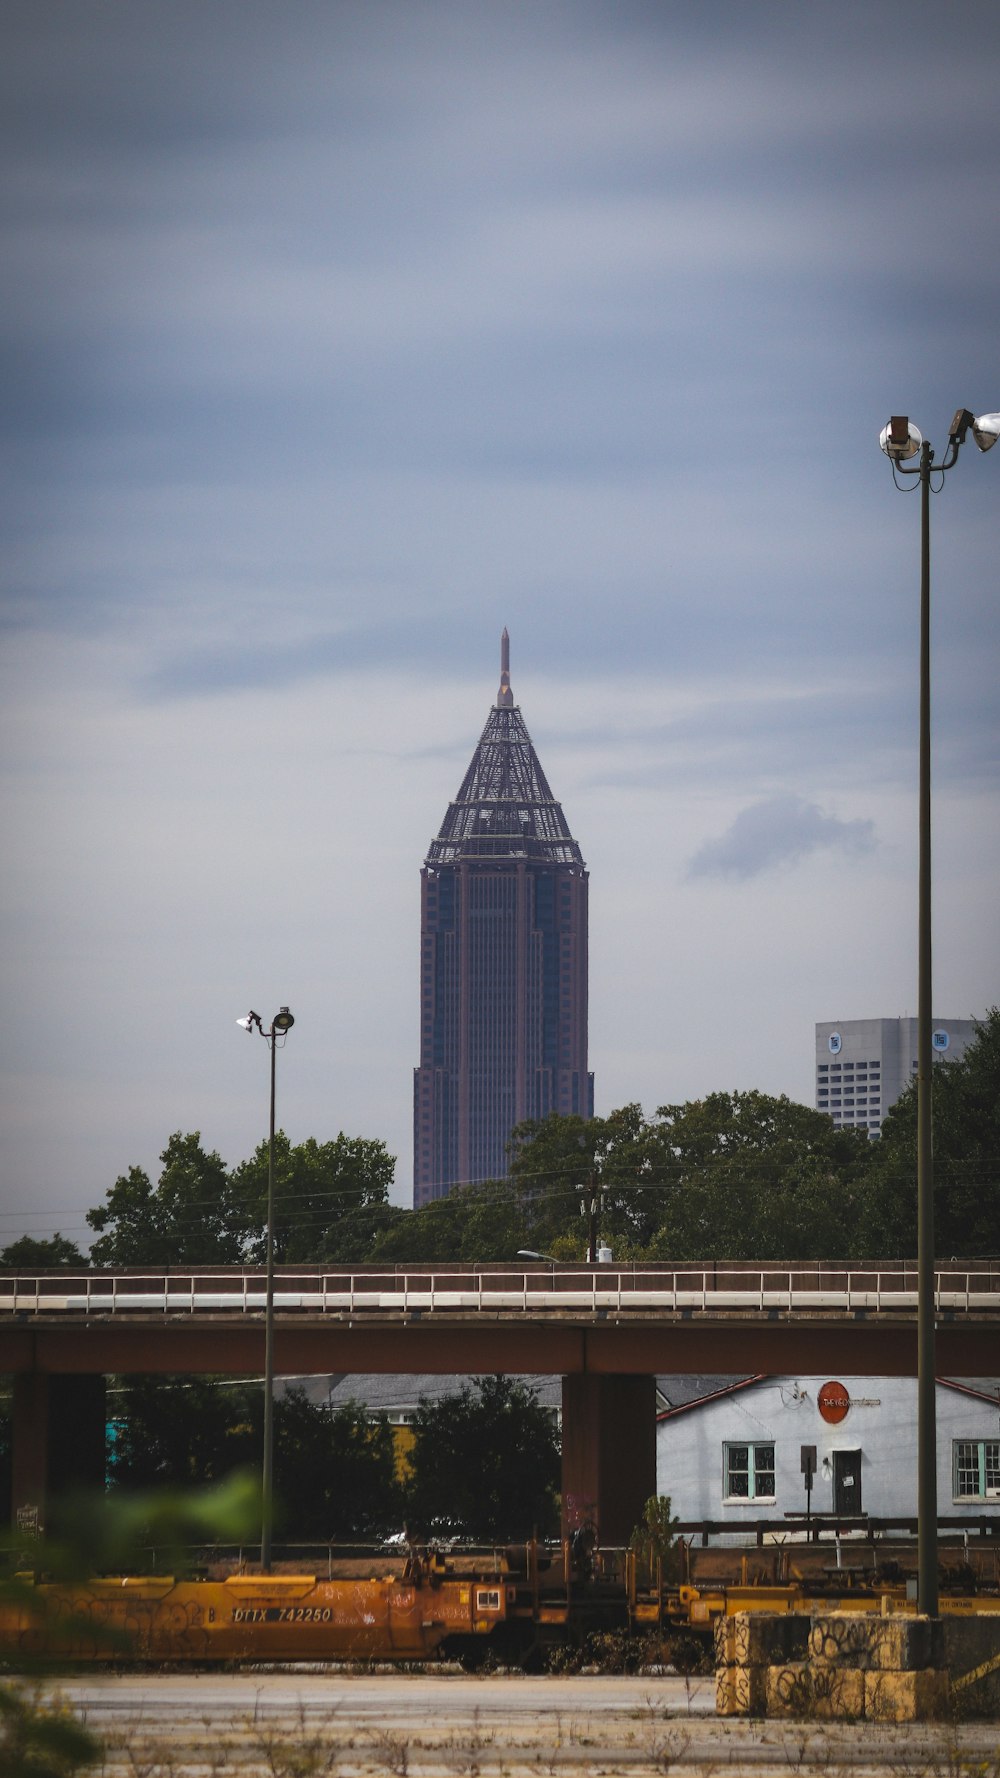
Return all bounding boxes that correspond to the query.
[878,416,922,460]
[972,411,1000,452]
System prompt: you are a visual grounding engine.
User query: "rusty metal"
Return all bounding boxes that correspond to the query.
[2,1538,997,1667]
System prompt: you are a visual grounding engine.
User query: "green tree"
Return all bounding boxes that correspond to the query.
[0,1684,100,1776]
[315,1201,407,1264]
[404,1375,560,1541]
[108,1378,401,1540]
[629,1493,679,1568]
[0,1234,85,1268]
[642,1091,872,1261]
[108,1376,259,1489]
[230,1132,396,1264]
[852,1008,1000,1258]
[87,1132,238,1267]
[507,1105,664,1257]
[85,1129,396,1268]
[270,1388,401,1539]
[366,1180,527,1265]
[366,1195,467,1263]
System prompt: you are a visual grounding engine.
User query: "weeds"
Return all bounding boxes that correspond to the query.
[546,1626,710,1676]
[0,1680,102,1777]
[249,1700,340,1778]
[364,1726,410,1775]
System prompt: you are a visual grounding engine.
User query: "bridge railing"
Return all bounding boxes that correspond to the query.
[0,1263,997,1316]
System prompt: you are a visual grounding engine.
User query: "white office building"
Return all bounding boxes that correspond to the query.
[815,1017,978,1137]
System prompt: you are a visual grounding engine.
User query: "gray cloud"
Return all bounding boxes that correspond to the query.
[687,797,877,881]
[1,1,997,1234]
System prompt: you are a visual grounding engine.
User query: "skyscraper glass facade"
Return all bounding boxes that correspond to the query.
[413,637,592,1204]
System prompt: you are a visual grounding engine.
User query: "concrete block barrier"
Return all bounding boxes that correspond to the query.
[716,1612,809,1670]
[809,1613,942,1672]
[716,1663,767,1717]
[715,1608,999,1721]
[864,1668,951,1723]
[767,1662,866,1720]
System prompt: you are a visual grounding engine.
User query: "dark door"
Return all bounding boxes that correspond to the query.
[832,1449,862,1515]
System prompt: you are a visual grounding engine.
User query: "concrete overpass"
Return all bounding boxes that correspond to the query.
[3,1260,997,1539]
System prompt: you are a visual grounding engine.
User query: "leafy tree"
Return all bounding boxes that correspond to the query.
[366,1181,527,1265]
[228,1132,396,1264]
[87,1132,238,1267]
[0,1681,100,1776]
[108,1377,401,1539]
[643,1091,872,1261]
[365,1196,465,1264]
[315,1201,407,1264]
[108,1376,259,1489]
[452,1181,529,1262]
[0,1233,85,1268]
[85,1129,397,1268]
[506,1105,665,1257]
[269,1388,401,1539]
[852,1008,1000,1258]
[404,1375,560,1541]
[629,1494,679,1569]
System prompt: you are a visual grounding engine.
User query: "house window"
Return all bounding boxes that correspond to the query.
[954,1440,1000,1500]
[724,1442,775,1500]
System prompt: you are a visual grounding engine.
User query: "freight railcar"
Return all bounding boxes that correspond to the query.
[2,1539,997,1667]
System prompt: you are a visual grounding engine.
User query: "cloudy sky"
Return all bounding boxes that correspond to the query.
[2,1,998,1246]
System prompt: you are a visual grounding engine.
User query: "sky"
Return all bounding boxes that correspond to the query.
[2,1,998,1247]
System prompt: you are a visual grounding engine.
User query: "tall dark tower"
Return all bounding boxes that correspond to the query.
[413,633,592,1204]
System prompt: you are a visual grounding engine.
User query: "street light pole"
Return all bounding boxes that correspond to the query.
[879,409,998,1617]
[237,1005,296,1573]
[916,436,936,1621]
[582,1172,603,1264]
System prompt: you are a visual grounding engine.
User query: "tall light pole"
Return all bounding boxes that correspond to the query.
[878,408,998,1616]
[237,1005,296,1572]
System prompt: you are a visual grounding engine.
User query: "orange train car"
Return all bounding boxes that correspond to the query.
[0,1569,526,1664]
[3,1542,997,1667]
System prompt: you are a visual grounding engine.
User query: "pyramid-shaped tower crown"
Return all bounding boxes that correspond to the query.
[425,634,584,868]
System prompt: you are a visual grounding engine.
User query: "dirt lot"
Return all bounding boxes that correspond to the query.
[37,1670,1000,1775]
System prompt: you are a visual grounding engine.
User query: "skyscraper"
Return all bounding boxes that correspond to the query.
[413,634,592,1205]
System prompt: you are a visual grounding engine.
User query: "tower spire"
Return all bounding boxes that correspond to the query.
[415,639,592,1206]
[496,627,514,708]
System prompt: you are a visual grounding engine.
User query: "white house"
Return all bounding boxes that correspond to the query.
[657,1376,1000,1530]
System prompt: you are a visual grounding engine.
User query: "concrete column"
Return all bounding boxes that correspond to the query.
[11,1373,50,1527]
[561,1373,656,1545]
[11,1373,106,1530]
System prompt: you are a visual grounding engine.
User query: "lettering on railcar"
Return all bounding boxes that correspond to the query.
[232,1605,335,1624]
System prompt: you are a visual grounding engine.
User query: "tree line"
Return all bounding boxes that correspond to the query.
[0,1368,559,1541]
[106,1372,560,1544]
[3,1009,996,1273]
[0,1012,994,1541]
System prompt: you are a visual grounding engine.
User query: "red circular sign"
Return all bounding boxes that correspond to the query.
[818,1380,850,1424]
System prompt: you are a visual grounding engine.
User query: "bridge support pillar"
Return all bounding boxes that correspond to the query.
[561,1373,656,1545]
[11,1374,106,1530]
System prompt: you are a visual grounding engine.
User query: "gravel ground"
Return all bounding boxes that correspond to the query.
[32,1671,1000,1776]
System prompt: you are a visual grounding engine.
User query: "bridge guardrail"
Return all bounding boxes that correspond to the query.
[0,1265,998,1316]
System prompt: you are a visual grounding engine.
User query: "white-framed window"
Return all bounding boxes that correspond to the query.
[724,1442,775,1501]
[953,1439,1000,1500]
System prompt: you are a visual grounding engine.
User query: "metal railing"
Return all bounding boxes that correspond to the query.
[1,1263,998,1317]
